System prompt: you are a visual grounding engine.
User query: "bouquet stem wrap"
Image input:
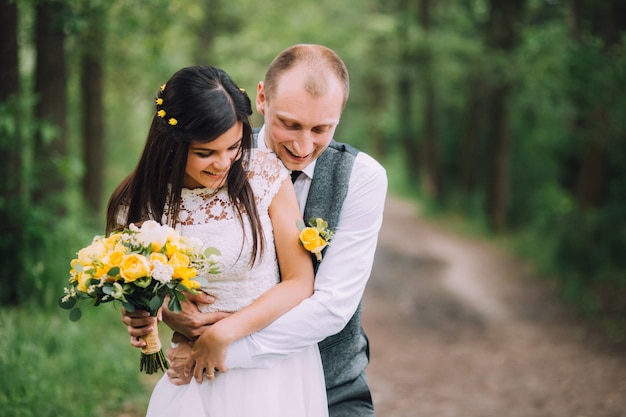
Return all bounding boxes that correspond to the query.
[139,320,169,374]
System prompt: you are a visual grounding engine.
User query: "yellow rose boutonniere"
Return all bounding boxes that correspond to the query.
[297,217,335,262]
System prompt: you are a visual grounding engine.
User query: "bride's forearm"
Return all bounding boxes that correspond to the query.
[209,277,313,346]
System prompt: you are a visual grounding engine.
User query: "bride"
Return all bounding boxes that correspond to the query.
[108,65,327,417]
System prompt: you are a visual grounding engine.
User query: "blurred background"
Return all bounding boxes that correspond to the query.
[1,0,625,415]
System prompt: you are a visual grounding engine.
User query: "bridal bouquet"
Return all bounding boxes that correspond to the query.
[59,220,221,374]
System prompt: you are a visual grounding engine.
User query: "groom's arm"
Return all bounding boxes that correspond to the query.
[226,154,387,368]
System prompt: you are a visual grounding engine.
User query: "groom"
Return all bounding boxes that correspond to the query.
[125,44,387,417]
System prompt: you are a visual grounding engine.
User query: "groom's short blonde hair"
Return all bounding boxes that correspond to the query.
[263,44,350,109]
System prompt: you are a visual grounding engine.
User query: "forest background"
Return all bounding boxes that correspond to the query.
[0,0,625,415]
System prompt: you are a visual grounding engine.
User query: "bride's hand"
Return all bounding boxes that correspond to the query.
[185,326,230,383]
[122,307,162,348]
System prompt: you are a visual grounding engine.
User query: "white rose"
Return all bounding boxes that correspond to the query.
[136,221,170,251]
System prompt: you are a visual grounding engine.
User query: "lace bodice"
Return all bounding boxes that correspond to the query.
[173,149,288,313]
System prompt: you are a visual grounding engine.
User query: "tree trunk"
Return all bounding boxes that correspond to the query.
[485,84,512,230]
[418,0,443,203]
[0,0,23,306]
[576,110,608,210]
[483,0,525,231]
[33,1,68,215]
[81,7,106,213]
[363,71,387,159]
[458,68,487,197]
[398,0,420,181]
[0,0,19,102]
[192,0,240,64]
[570,0,626,210]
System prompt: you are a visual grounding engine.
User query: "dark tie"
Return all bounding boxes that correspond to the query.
[291,170,302,183]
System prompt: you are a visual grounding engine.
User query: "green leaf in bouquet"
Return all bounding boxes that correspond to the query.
[148,295,163,312]
[107,266,120,276]
[142,242,154,255]
[122,301,136,312]
[204,247,222,257]
[138,295,152,308]
[69,308,82,322]
[296,219,305,231]
[134,276,152,288]
[175,282,193,293]
[102,284,114,295]
[168,295,182,313]
[58,296,76,310]
[123,283,136,294]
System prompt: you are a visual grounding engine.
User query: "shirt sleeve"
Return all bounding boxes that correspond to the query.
[225,152,388,369]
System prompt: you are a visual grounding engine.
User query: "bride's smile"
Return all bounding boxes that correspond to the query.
[183,122,243,189]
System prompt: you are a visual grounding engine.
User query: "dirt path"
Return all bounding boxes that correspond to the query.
[362,196,626,417]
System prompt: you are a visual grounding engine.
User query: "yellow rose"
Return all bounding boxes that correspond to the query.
[105,233,123,250]
[107,250,125,268]
[176,267,197,280]
[165,241,183,258]
[150,252,169,265]
[77,240,107,265]
[169,252,196,279]
[76,271,91,293]
[299,227,327,253]
[100,249,126,281]
[93,263,108,279]
[70,258,81,274]
[120,253,151,282]
[180,276,201,290]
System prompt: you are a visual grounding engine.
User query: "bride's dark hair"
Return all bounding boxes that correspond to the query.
[106,65,263,264]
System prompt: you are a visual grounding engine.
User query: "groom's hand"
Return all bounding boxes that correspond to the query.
[166,333,194,385]
[162,291,231,340]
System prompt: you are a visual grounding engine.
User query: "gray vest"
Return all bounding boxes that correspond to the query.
[303,141,370,391]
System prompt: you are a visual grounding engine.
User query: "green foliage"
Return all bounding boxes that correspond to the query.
[0,306,152,417]
[6,0,626,362]
[378,0,626,339]
[0,95,82,307]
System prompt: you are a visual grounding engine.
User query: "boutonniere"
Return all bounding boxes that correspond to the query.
[297,217,335,262]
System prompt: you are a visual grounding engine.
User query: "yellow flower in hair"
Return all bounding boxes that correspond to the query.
[160,84,166,91]
[157,110,166,118]
[239,88,246,93]
[156,98,163,105]
[168,118,178,126]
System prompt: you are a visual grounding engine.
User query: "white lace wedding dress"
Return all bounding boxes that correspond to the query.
[146,149,328,417]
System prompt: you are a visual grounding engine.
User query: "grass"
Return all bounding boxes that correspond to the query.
[0,303,166,417]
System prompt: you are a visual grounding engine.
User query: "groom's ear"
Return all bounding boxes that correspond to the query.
[256,81,266,115]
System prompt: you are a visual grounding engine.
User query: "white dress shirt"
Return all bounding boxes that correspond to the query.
[225,126,388,369]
